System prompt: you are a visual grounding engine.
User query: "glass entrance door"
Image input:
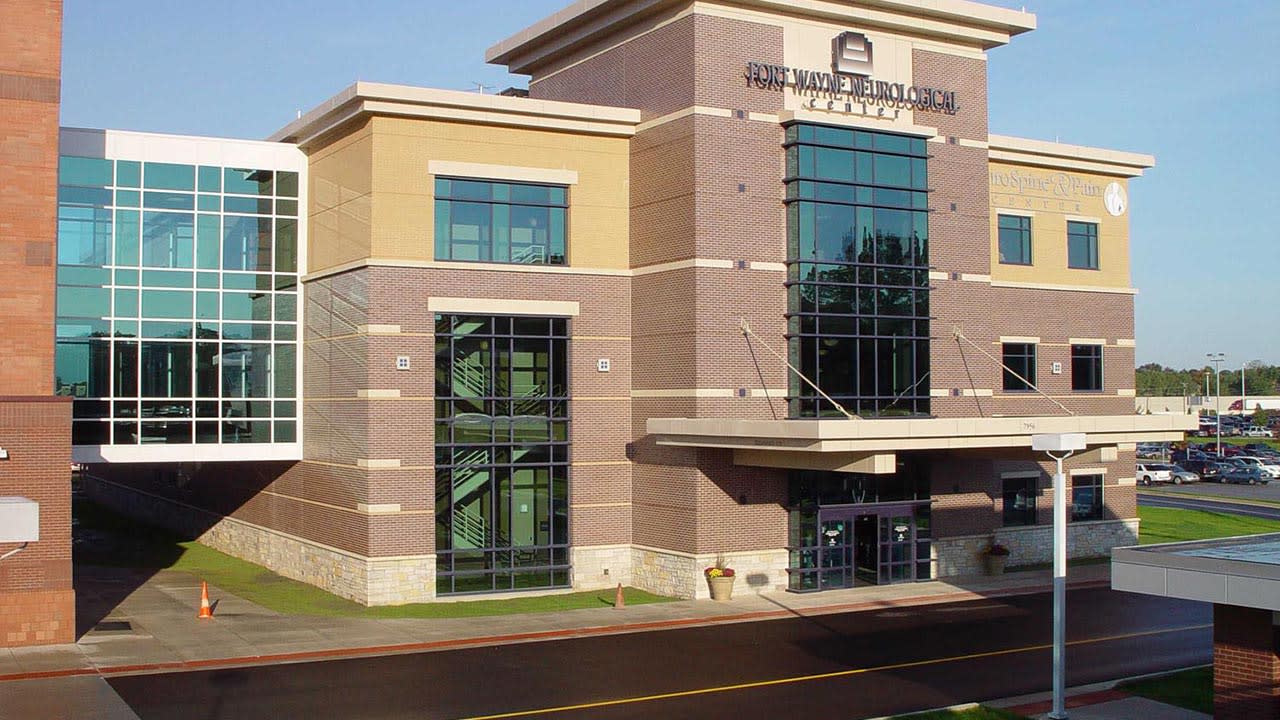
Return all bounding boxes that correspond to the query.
[818,515,852,589]
[878,510,917,584]
[803,504,926,591]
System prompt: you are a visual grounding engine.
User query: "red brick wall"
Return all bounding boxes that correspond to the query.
[0,397,73,646]
[0,0,61,395]
[0,0,70,647]
[1214,604,1280,720]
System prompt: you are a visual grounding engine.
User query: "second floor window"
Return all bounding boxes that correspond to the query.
[434,178,567,266]
[1071,344,1104,391]
[1067,221,1098,270]
[1002,342,1036,392]
[997,214,1031,265]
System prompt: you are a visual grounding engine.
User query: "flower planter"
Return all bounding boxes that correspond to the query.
[984,554,1007,576]
[707,575,736,601]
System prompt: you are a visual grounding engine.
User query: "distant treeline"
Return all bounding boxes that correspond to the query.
[1137,363,1280,398]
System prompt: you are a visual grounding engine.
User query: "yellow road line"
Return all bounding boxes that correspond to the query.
[459,623,1211,719]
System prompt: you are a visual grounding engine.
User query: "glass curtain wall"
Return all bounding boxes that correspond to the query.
[434,315,570,595]
[55,156,300,445]
[784,123,931,417]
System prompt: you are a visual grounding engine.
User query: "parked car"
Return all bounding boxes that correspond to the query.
[1241,426,1272,438]
[1136,463,1172,486]
[1165,464,1200,484]
[1180,459,1224,482]
[1231,456,1280,479]
[1221,466,1270,485]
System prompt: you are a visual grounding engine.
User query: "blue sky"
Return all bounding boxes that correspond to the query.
[60,1,1279,370]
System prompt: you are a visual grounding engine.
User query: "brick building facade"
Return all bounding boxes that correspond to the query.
[0,0,74,647]
[50,0,1195,613]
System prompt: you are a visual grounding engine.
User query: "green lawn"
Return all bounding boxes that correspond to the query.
[891,707,1026,720]
[1117,667,1213,715]
[1138,506,1280,545]
[75,500,675,618]
[1185,436,1279,451]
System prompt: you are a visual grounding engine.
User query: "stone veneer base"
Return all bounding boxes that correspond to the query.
[630,546,790,599]
[81,475,434,606]
[934,518,1140,577]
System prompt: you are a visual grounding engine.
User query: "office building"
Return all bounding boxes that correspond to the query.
[27,0,1199,624]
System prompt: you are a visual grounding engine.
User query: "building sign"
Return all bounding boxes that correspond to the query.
[989,168,1127,216]
[746,30,960,116]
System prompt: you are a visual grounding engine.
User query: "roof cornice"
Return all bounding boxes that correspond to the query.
[269,82,640,148]
[989,134,1155,178]
[487,0,1037,75]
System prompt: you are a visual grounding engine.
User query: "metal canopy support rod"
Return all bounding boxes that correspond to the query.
[952,327,1075,416]
[738,319,856,420]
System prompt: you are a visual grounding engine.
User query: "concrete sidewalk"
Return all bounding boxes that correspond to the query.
[3,564,1110,681]
[0,563,1209,719]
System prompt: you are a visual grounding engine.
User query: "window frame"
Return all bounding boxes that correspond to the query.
[433,177,569,267]
[1001,342,1037,392]
[1070,343,1104,392]
[997,214,1032,266]
[1001,475,1038,526]
[1067,221,1099,270]
[1071,473,1104,521]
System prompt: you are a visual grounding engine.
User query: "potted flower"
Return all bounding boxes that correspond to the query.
[705,562,737,601]
[984,542,1010,576]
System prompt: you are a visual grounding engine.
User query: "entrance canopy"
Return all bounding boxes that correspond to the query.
[647,414,1196,474]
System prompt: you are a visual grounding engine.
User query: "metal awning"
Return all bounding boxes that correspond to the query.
[647,414,1196,474]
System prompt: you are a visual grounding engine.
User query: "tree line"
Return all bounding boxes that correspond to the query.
[1137,363,1280,398]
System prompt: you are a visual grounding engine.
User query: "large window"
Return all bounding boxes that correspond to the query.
[997,214,1031,265]
[1002,343,1036,392]
[1071,474,1103,521]
[1071,344,1104,391]
[56,155,300,446]
[1002,476,1038,526]
[784,123,930,417]
[434,178,567,266]
[434,315,570,595]
[1067,221,1098,270]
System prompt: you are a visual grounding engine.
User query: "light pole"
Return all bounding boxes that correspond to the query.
[1242,360,1262,419]
[1032,432,1087,720]
[1207,353,1225,457]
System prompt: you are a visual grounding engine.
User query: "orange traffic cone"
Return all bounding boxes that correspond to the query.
[614,583,625,609]
[197,581,214,619]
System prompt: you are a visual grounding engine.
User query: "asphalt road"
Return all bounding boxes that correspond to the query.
[1139,491,1280,521]
[104,587,1210,720]
[1139,477,1280,503]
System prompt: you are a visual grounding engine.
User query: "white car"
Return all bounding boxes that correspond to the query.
[1136,464,1172,486]
[1241,427,1272,438]
[1232,456,1280,479]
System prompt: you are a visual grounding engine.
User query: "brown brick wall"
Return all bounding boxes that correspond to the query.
[1214,604,1280,720]
[931,448,1135,539]
[529,12,695,120]
[691,13,784,115]
[912,49,987,142]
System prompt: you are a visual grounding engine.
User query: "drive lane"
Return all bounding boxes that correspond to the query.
[1139,492,1280,520]
[106,588,1210,720]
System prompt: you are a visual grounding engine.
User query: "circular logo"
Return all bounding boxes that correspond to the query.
[1104,182,1127,216]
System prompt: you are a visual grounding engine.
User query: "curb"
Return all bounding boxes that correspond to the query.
[0,577,1110,683]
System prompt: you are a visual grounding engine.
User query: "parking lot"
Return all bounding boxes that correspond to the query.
[1139,479,1280,503]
